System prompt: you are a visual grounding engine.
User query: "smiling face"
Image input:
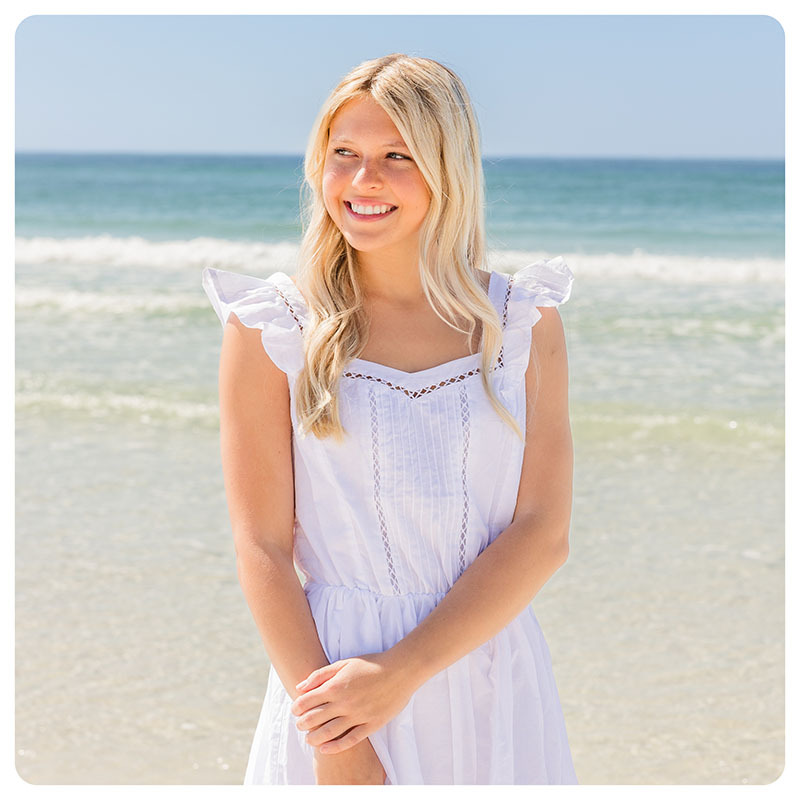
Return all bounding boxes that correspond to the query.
[322,95,432,263]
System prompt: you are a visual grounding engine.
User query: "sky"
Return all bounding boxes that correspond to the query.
[14,14,785,159]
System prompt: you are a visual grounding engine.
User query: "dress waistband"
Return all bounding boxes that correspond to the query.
[303,579,448,601]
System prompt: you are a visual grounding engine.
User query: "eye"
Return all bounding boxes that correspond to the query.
[387,152,411,160]
[333,147,354,156]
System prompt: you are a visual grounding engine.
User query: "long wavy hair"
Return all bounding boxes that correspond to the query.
[293,53,524,442]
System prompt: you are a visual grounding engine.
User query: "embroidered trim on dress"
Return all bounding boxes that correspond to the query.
[341,366,484,399]
[274,284,304,333]
[496,273,516,371]
[368,385,401,595]
[457,384,471,576]
[342,272,516,396]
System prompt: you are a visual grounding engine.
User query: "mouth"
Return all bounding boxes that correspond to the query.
[344,201,398,221]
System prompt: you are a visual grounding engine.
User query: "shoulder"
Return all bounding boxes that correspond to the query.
[530,306,567,355]
[525,305,569,415]
[219,311,287,388]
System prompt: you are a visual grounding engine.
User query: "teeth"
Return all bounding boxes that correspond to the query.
[350,203,393,215]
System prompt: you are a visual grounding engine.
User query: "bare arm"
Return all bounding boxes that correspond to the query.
[388,305,573,689]
[218,313,329,701]
[219,312,389,782]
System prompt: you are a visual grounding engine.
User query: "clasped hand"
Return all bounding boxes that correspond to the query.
[290,650,414,755]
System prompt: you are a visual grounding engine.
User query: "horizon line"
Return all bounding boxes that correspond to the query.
[14,150,785,162]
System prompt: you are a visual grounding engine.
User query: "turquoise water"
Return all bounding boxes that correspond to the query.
[15,153,785,444]
[15,154,784,784]
[16,153,784,257]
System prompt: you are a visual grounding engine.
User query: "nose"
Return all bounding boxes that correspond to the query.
[352,157,383,190]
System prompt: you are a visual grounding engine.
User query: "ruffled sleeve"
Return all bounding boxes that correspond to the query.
[501,255,575,384]
[201,267,306,376]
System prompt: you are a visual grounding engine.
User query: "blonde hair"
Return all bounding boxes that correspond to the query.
[293,53,523,442]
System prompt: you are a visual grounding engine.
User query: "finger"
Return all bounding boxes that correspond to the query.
[305,716,353,748]
[290,684,333,717]
[296,702,338,732]
[317,723,369,755]
[295,662,342,693]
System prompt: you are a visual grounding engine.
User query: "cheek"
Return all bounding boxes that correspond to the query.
[411,184,432,220]
[402,175,431,214]
[322,171,343,215]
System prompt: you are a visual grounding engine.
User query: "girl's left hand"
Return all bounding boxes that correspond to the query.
[290,650,415,754]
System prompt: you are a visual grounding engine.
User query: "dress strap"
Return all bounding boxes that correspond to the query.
[201,267,306,375]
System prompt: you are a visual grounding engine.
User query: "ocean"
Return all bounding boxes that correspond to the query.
[15,153,784,784]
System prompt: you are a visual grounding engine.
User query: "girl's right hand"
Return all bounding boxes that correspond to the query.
[312,735,387,785]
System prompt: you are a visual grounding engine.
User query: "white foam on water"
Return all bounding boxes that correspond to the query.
[490,247,783,284]
[15,236,785,284]
[15,286,207,314]
[15,235,301,273]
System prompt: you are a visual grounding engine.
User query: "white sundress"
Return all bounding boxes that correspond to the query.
[202,257,578,785]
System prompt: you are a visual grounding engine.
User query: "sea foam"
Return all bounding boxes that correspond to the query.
[15,236,784,284]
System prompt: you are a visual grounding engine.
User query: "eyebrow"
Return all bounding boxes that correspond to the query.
[330,137,408,149]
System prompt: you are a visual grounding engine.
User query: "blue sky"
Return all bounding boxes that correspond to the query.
[15,14,784,158]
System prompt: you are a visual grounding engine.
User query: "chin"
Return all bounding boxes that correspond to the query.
[343,231,388,248]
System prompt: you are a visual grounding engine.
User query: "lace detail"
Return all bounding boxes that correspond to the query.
[501,275,514,327]
[273,284,304,333]
[342,271,516,394]
[457,384,471,576]
[369,386,401,595]
[342,365,485,398]
[496,272,515,371]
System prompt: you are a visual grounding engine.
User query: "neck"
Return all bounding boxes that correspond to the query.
[355,244,425,306]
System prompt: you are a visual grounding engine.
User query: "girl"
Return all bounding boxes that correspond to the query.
[202,53,577,785]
